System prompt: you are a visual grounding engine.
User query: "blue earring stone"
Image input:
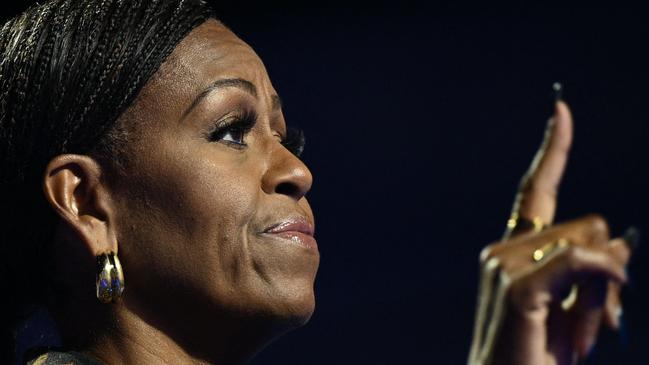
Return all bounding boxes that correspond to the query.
[96,252,124,303]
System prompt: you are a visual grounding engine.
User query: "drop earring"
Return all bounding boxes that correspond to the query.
[96,252,125,303]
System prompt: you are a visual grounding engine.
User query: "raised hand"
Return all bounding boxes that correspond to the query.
[468,100,631,365]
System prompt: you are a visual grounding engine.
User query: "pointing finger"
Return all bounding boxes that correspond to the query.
[508,100,573,238]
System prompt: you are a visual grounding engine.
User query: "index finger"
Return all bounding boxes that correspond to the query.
[507,100,573,238]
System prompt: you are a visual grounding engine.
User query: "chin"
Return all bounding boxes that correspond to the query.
[260,280,317,331]
[244,243,319,331]
[282,290,316,327]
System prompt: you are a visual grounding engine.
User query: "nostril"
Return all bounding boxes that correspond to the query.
[275,182,300,198]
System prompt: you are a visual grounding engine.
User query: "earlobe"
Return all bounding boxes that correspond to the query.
[42,154,117,256]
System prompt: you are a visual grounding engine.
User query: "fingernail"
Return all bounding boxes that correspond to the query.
[553,81,563,102]
[610,305,623,329]
[624,268,634,288]
[619,311,629,346]
[547,82,563,132]
[623,226,640,251]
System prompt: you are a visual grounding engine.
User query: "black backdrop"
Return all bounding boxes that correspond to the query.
[3,1,649,364]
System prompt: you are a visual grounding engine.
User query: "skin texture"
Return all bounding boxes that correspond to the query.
[38,18,627,365]
[468,102,631,365]
[43,19,318,365]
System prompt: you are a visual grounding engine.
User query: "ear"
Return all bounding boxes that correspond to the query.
[43,154,117,256]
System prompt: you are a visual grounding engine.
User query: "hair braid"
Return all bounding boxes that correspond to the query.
[0,0,214,362]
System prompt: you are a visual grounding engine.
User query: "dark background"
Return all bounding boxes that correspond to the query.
[4,1,649,364]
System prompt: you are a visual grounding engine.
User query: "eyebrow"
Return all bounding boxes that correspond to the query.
[182,77,282,119]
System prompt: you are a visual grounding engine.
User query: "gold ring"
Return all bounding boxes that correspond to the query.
[532,238,579,311]
[533,238,570,262]
[506,212,546,236]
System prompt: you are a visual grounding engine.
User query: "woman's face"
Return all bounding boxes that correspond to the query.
[110,20,318,333]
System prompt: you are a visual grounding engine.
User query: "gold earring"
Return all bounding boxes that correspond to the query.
[96,252,125,303]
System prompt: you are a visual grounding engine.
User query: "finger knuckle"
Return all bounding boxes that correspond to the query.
[479,242,501,264]
[582,213,610,241]
[508,277,546,311]
[563,246,584,271]
[482,257,503,275]
[615,242,632,263]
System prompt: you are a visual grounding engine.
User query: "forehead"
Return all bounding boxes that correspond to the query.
[174,19,267,80]
[136,19,273,117]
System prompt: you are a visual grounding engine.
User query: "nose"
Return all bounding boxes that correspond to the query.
[261,145,313,201]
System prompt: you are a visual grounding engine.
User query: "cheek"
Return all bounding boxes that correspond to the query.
[115,135,263,303]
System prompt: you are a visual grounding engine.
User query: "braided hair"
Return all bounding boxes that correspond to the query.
[0,0,213,361]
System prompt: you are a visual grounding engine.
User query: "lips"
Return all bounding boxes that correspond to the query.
[263,218,317,251]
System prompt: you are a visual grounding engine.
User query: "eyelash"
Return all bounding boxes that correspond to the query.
[206,110,257,149]
[282,127,306,157]
[206,110,306,157]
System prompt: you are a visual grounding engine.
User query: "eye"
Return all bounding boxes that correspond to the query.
[213,127,245,145]
[281,127,306,157]
[206,110,257,148]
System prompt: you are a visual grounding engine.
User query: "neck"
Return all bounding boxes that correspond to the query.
[87,311,262,365]
[53,296,283,365]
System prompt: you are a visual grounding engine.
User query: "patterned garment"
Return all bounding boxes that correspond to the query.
[27,351,105,365]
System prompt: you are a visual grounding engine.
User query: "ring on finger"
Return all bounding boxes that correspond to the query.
[532,238,579,311]
[506,212,547,236]
[533,238,570,262]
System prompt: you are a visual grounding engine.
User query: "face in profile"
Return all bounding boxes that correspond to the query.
[107,19,319,335]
